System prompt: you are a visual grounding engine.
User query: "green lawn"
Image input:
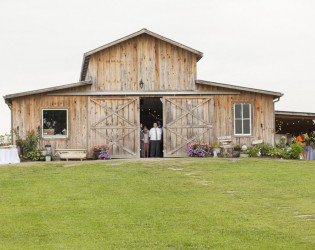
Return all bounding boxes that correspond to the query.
[0,158,314,249]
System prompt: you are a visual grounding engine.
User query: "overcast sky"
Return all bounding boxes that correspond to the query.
[1,0,314,135]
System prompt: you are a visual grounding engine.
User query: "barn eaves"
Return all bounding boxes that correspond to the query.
[196,80,284,99]
[3,81,92,105]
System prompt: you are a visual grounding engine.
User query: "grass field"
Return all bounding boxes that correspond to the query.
[0,158,314,249]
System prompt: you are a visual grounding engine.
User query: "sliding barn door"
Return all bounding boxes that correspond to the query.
[88,97,139,158]
[163,96,214,157]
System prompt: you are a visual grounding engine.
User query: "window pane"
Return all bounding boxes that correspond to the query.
[43,110,67,136]
[243,119,251,134]
[243,104,250,118]
[234,104,242,119]
[235,120,242,134]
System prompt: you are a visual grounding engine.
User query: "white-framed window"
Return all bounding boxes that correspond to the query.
[42,109,68,138]
[234,103,251,136]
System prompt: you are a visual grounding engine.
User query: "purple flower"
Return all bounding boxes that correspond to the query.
[187,142,212,158]
[98,148,111,160]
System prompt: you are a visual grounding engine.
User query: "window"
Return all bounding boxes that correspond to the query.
[42,109,68,138]
[234,103,251,135]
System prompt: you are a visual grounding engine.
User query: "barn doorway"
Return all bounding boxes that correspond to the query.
[140,97,163,157]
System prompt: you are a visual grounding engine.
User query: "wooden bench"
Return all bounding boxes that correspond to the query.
[252,140,263,146]
[55,149,87,161]
[217,136,233,153]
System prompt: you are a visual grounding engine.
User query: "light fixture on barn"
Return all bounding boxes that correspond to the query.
[139,80,144,89]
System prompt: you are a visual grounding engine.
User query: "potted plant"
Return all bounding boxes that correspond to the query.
[41,148,47,156]
[45,154,51,162]
[212,143,221,154]
[45,144,51,155]
[92,144,111,159]
[240,145,249,157]
[98,145,111,160]
[232,152,240,158]
[233,144,241,152]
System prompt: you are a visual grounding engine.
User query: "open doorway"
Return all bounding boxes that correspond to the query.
[140,97,163,158]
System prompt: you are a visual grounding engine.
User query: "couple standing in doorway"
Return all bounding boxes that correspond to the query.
[140,121,163,158]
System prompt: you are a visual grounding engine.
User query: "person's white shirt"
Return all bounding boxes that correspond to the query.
[149,127,162,140]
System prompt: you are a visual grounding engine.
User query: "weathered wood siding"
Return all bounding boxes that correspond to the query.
[85,34,197,91]
[11,94,89,155]
[11,89,275,159]
[196,84,275,146]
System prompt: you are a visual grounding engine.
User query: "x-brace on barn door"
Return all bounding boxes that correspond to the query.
[163,96,214,157]
[88,97,139,158]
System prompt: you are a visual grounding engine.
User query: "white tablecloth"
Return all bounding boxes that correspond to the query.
[0,148,20,164]
[306,146,315,161]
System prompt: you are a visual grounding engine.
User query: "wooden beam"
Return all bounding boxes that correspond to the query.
[275,110,315,119]
[4,81,92,100]
[48,91,240,96]
[196,80,283,97]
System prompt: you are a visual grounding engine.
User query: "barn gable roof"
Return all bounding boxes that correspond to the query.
[196,80,283,98]
[79,28,204,81]
[3,81,92,104]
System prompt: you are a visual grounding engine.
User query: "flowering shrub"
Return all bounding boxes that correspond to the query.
[92,144,111,151]
[232,152,240,158]
[92,144,111,160]
[11,125,42,157]
[187,142,212,157]
[98,148,111,160]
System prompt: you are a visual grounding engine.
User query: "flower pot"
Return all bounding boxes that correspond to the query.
[93,150,101,159]
[43,129,55,135]
[45,156,51,161]
[240,154,249,158]
[42,150,47,156]
[212,148,221,154]
[45,145,51,155]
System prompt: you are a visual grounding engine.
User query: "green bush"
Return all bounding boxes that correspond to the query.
[258,143,274,156]
[287,143,303,159]
[26,149,44,161]
[267,147,287,158]
[244,147,260,157]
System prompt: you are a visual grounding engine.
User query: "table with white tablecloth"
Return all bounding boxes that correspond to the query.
[0,148,20,164]
[305,146,315,161]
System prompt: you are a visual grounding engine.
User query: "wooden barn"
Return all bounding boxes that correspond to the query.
[4,29,283,158]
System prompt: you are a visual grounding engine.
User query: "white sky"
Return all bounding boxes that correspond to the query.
[1,0,314,135]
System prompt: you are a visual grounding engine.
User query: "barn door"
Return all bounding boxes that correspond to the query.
[163,96,214,157]
[88,97,139,158]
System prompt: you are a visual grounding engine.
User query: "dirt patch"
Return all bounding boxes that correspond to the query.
[294,214,315,218]
[168,168,183,171]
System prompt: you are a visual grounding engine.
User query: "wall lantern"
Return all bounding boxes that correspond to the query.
[139,80,144,89]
